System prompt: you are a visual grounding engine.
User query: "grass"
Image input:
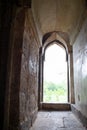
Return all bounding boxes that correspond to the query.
[43,81,67,103]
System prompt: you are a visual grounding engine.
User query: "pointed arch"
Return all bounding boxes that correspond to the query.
[39,31,74,110]
[43,42,68,103]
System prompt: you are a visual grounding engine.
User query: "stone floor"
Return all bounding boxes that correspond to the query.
[30,111,87,130]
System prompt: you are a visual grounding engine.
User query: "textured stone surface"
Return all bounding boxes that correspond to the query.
[30,111,86,130]
[3,8,40,130]
[20,9,40,130]
[73,17,87,118]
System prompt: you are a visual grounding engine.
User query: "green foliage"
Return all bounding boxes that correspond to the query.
[43,81,67,103]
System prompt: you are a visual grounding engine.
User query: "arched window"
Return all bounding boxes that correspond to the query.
[43,42,68,103]
[39,32,74,110]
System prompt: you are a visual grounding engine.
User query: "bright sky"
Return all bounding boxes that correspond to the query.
[44,44,67,83]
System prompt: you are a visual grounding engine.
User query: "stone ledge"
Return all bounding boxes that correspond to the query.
[71,104,87,127]
[40,102,71,111]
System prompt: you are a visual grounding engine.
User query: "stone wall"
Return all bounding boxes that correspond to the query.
[3,7,40,130]
[73,16,87,118]
[20,10,40,130]
[7,8,26,130]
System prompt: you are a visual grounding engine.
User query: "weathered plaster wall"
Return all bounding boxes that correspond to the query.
[20,10,40,129]
[32,0,86,44]
[73,16,87,118]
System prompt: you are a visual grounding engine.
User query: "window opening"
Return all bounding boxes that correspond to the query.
[43,43,68,103]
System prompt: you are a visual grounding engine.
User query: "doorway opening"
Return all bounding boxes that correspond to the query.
[43,43,68,103]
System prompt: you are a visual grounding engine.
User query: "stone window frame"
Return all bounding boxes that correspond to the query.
[38,31,75,110]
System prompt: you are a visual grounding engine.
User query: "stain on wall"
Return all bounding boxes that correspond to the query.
[73,17,87,118]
